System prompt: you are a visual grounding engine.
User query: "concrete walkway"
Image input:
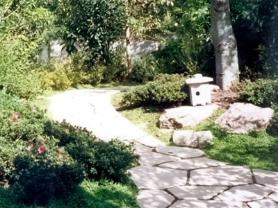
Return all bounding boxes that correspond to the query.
[48,89,278,208]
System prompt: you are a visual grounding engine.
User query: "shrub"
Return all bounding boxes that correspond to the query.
[45,121,138,182]
[0,92,47,142]
[103,47,128,82]
[121,74,188,107]
[10,155,84,205]
[268,104,278,136]
[129,53,160,83]
[239,79,278,107]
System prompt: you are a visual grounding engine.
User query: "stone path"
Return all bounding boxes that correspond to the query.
[48,89,278,208]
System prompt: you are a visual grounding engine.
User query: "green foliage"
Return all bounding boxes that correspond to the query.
[45,121,138,182]
[205,125,278,171]
[121,74,188,107]
[129,54,160,83]
[10,153,83,205]
[57,0,126,64]
[103,47,128,82]
[240,79,278,107]
[268,104,278,136]
[0,180,138,208]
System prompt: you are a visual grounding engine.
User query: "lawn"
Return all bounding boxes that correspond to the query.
[113,92,278,171]
[0,180,138,208]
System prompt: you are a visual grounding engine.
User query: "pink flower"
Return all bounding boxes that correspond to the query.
[37,145,46,154]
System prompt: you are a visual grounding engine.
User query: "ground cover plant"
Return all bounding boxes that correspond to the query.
[0,92,138,206]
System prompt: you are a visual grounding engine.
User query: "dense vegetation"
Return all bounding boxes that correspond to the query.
[0,92,138,206]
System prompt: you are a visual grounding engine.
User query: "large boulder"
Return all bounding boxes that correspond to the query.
[216,103,274,134]
[158,104,219,129]
[172,130,213,148]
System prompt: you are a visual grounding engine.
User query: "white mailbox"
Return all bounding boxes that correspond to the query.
[186,74,213,106]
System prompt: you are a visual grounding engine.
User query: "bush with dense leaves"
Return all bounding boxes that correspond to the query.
[239,79,278,107]
[128,54,160,83]
[10,155,84,205]
[121,74,188,107]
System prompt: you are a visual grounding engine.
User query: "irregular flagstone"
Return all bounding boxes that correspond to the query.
[167,185,227,200]
[253,169,278,191]
[155,146,204,159]
[128,166,187,189]
[190,165,253,186]
[247,199,278,208]
[216,184,272,206]
[158,157,226,170]
[137,190,174,208]
[139,151,178,166]
[134,143,154,155]
[269,192,278,203]
[170,199,241,208]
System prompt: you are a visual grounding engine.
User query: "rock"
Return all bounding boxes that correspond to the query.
[128,166,187,189]
[170,199,240,208]
[269,192,278,203]
[137,190,174,208]
[247,199,278,208]
[216,103,274,134]
[158,157,225,170]
[158,104,219,128]
[155,146,204,159]
[167,185,227,200]
[253,169,278,191]
[172,130,213,148]
[216,184,272,206]
[190,165,253,186]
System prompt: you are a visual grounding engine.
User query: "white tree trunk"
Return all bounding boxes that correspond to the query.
[211,0,239,90]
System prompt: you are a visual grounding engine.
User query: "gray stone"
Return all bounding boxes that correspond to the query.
[170,199,241,208]
[269,192,278,203]
[172,130,213,148]
[253,169,278,191]
[248,199,278,208]
[158,105,219,128]
[137,190,174,208]
[190,165,253,186]
[134,142,153,155]
[128,166,187,189]
[139,151,177,166]
[155,146,204,159]
[216,184,272,205]
[159,157,225,170]
[168,185,227,200]
[216,103,274,133]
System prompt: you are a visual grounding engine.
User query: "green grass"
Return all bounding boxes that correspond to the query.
[112,93,171,143]
[0,180,138,208]
[113,92,278,171]
[203,124,278,171]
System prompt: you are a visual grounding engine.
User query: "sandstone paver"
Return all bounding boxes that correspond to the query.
[170,199,241,208]
[137,190,174,208]
[155,146,204,159]
[167,185,227,200]
[247,199,278,208]
[158,157,225,170]
[138,151,178,166]
[253,169,278,191]
[190,165,253,186]
[128,166,187,189]
[216,184,272,206]
[270,192,278,203]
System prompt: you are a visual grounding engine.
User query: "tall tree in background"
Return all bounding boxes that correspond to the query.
[211,0,239,89]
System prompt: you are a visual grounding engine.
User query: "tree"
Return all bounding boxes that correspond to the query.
[211,0,239,89]
[56,0,126,65]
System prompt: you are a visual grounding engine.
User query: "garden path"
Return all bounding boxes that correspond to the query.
[48,89,278,208]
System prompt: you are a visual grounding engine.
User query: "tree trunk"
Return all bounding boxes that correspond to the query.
[211,0,239,90]
[125,26,133,74]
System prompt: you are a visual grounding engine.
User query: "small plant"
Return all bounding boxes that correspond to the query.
[239,79,278,107]
[129,53,160,83]
[121,74,188,107]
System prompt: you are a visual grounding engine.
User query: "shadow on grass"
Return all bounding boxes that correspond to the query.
[0,180,138,208]
[204,123,278,171]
